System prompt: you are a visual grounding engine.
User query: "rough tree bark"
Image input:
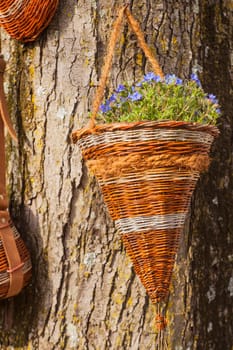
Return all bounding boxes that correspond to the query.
[0,0,232,349]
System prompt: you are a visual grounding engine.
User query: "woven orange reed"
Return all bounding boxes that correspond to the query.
[0,219,32,299]
[74,121,218,304]
[0,0,59,42]
[72,7,219,318]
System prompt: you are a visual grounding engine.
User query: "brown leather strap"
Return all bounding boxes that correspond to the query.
[0,56,17,141]
[0,55,23,298]
[0,117,8,210]
[0,55,16,208]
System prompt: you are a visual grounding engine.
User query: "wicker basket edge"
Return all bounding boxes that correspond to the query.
[72,120,219,143]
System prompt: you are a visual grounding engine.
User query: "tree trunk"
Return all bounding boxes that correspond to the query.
[0,1,232,349]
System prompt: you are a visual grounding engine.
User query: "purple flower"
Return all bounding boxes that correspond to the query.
[176,78,183,85]
[216,108,221,114]
[144,72,156,82]
[116,84,125,93]
[190,73,201,87]
[128,91,142,101]
[100,103,111,113]
[154,75,162,82]
[165,74,178,84]
[108,94,117,103]
[207,94,218,105]
[165,74,183,85]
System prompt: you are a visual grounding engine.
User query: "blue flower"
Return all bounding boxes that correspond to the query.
[165,74,178,84]
[128,91,142,101]
[154,75,162,82]
[165,74,183,85]
[216,108,221,114]
[108,94,117,103]
[136,73,161,87]
[190,73,201,87]
[100,103,111,113]
[207,94,218,105]
[144,72,156,82]
[176,78,183,85]
[116,84,125,93]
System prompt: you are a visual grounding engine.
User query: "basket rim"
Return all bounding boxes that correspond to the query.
[0,0,59,42]
[72,120,219,142]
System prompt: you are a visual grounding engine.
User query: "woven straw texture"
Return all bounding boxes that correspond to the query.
[0,0,59,42]
[73,120,218,303]
[72,6,219,308]
[72,10,220,337]
[0,220,32,299]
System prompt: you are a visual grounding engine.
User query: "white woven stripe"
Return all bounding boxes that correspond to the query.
[0,260,31,285]
[98,169,200,186]
[78,129,214,150]
[0,0,30,22]
[115,213,186,233]
[0,272,8,284]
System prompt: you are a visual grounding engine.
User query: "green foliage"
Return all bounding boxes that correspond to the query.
[98,73,220,125]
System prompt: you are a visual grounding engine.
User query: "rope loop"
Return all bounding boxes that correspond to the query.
[90,5,164,129]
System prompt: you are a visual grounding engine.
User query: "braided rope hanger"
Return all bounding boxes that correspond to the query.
[89,5,164,129]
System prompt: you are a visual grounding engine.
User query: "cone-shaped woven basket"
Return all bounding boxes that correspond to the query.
[74,121,218,303]
[0,0,59,42]
[72,6,219,330]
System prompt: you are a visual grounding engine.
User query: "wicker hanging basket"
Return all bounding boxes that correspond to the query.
[0,55,32,299]
[72,6,219,330]
[0,0,59,42]
[74,121,218,305]
[0,214,32,299]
